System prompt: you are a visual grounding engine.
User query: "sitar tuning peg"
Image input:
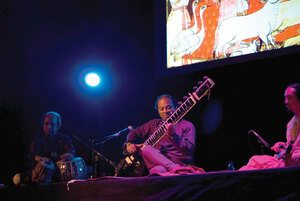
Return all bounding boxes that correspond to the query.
[177,101,183,106]
[183,96,188,100]
[193,86,198,90]
[203,76,208,80]
[198,81,203,85]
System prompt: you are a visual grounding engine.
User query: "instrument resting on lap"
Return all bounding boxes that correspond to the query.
[115,77,215,177]
[274,141,294,160]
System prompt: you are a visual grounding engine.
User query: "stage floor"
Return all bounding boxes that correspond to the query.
[1,166,300,201]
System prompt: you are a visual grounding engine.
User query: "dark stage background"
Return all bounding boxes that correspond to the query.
[0,0,299,185]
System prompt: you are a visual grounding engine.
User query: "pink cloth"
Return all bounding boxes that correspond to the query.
[239,115,300,171]
[239,155,285,171]
[149,165,205,176]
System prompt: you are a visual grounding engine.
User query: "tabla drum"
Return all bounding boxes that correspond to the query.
[56,157,87,181]
[31,160,55,183]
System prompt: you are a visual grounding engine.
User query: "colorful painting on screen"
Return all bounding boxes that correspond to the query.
[167,0,300,68]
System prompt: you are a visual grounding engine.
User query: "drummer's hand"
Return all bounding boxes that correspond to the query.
[271,142,286,153]
[34,155,50,163]
[60,153,74,162]
[126,142,143,154]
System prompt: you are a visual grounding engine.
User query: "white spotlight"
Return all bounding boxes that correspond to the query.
[84,72,101,87]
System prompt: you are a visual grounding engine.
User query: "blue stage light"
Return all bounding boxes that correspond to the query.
[84,72,101,87]
[73,63,113,97]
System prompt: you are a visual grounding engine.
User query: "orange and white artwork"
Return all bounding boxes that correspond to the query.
[167,0,300,68]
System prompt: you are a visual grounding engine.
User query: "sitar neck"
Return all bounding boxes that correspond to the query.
[144,95,197,147]
[144,77,215,148]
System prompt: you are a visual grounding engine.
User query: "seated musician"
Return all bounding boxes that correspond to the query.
[124,94,196,175]
[240,83,300,170]
[13,111,75,185]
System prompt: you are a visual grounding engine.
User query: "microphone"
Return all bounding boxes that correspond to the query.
[104,126,134,139]
[248,130,271,149]
[114,126,134,137]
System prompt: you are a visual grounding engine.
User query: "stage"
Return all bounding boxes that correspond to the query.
[1,166,299,201]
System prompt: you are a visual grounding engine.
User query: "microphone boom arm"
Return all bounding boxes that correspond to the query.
[72,135,117,169]
[248,130,271,149]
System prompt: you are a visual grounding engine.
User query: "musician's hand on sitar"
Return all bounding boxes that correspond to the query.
[271,142,286,153]
[165,123,174,140]
[126,142,143,154]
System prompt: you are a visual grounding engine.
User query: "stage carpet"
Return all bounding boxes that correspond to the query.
[1,166,300,201]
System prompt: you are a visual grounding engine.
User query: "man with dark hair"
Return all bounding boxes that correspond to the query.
[125,94,196,175]
[272,83,300,166]
[240,83,300,170]
[31,111,75,163]
[13,111,75,185]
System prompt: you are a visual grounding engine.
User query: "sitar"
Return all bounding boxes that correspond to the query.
[115,77,215,177]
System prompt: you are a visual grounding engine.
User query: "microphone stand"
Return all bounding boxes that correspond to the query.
[259,143,265,155]
[90,138,100,178]
[72,135,117,178]
[73,127,132,177]
[248,130,271,155]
